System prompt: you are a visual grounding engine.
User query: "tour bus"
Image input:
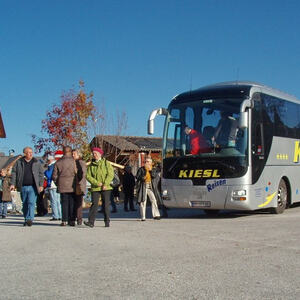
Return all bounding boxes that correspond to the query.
[148,81,300,214]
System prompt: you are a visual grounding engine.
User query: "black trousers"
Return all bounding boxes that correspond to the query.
[36,190,48,216]
[124,192,135,210]
[88,190,111,224]
[60,193,75,223]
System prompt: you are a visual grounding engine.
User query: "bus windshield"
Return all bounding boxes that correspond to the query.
[164,97,248,160]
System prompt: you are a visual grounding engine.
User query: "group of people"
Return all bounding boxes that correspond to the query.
[0,145,166,228]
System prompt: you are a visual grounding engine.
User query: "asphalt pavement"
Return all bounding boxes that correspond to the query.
[1,204,300,300]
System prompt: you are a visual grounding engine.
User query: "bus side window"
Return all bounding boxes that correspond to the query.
[253,123,264,155]
[235,128,244,153]
[173,123,183,156]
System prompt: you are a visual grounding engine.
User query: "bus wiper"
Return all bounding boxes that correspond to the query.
[168,156,184,173]
[209,160,236,173]
[168,153,199,173]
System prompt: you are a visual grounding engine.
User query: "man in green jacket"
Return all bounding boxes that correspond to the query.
[84,147,114,228]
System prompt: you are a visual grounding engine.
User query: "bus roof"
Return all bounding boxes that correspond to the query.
[171,81,299,105]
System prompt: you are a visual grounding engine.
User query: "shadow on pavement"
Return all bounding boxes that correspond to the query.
[2,202,299,227]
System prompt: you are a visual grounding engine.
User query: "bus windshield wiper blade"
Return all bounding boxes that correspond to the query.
[168,156,184,173]
[209,160,236,173]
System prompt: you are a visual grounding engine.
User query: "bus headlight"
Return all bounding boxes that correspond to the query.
[162,189,170,200]
[232,190,247,201]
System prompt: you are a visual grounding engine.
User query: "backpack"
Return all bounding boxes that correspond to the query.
[105,160,120,188]
[111,172,120,188]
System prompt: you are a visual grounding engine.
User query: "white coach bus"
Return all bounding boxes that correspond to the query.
[148,81,300,214]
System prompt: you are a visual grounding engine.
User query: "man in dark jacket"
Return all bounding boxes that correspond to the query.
[52,146,77,226]
[10,147,44,226]
[123,165,136,211]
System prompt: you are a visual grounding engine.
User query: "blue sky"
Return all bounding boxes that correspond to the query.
[1,0,300,155]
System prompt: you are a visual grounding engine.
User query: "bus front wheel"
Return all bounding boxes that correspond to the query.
[271,179,287,214]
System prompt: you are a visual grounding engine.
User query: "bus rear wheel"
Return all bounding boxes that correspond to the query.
[271,179,287,214]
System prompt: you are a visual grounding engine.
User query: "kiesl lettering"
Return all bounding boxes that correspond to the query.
[178,169,220,178]
[207,179,226,192]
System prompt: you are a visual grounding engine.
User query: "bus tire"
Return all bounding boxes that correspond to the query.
[271,179,287,214]
[203,209,219,216]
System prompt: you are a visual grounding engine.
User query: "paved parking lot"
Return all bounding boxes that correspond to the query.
[1,204,300,299]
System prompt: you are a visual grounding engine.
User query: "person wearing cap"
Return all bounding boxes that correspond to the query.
[44,154,62,221]
[52,146,77,226]
[54,150,63,160]
[84,147,114,228]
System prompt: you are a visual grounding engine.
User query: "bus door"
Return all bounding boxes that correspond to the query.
[251,93,266,206]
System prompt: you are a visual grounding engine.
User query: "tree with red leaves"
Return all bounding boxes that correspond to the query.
[32,80,98,155]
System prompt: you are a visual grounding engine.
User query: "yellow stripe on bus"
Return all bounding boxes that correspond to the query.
[258,192,277,208]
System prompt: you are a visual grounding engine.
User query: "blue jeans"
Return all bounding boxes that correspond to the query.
[0,200,7,217]
[21,186,38,221]
[49,189,62,219]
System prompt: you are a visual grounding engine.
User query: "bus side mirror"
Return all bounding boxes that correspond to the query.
[239,111,248,129]
[148,119,154,135]
[148,108,168,135]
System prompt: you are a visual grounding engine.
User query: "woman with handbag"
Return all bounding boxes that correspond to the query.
[72,149,87,225]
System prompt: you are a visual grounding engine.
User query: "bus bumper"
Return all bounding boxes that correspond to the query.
[162,180,255,211]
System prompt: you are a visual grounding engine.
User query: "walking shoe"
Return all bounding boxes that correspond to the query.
[26,220,33,226]
[49,218,58,221]
[2,215,6,219]
[141,219,146,222]
[23,222,27,226]
[69,221,76,227]
[154,217,161,220]
[84,221,94,228]
[105,222,110,227]
[77,220,82,225]
[60,222,67,226]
